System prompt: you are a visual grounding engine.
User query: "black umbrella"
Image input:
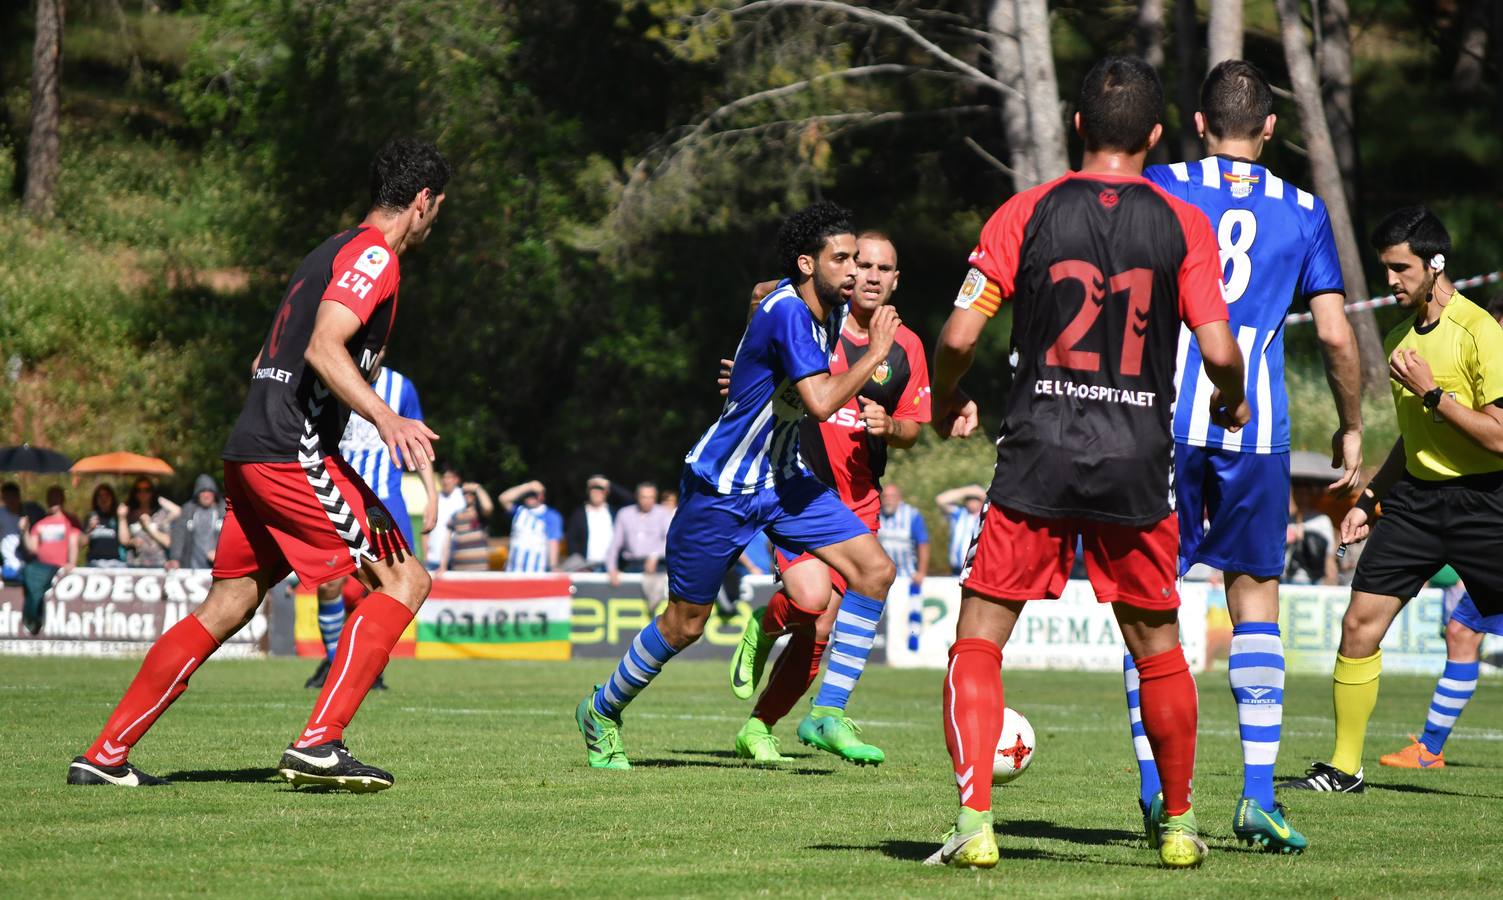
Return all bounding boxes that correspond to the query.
[0,444,74,473]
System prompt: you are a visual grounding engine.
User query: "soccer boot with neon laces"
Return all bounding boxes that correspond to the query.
[1158,807,1209,869]
[1380,734,1445,769]
[1277,761,1365,793]
[1233,798,1308,854]
[576,688,630,770]
[735,717,793,763]
[1139,792,1165,847]
[924,808,1000,869]
[797,706,885,766]
[730,607,773,701]
[67,756,170,787]
[278,740,394,792]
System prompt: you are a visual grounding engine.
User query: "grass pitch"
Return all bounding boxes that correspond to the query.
[4,656,1501,897]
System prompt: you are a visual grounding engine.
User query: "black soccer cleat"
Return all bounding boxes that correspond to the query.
[371,672,389,691]
[304,658,332,689]
[1277,761,1365,793]
[67,756,171,787]
[278,740,394,793]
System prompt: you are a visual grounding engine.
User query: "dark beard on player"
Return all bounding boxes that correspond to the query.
[812,269,850,308]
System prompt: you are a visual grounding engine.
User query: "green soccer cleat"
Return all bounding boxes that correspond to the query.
[924,808,999,868]
[796,706,885,766]
[1233,798,1308,854]
[730,608,773,701]
[576,688,630,770]
[1158,807,1209,869]
[734,717,793,764]
[1139,792,1165,848]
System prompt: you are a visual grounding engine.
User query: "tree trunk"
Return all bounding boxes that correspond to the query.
[1014,0,1068,181]
[988,0,1038,188]
[1275,0,1388,393]
[1173,0,1200,160]
[1317,0,1359,225]
[1207,0,1243,68]
[22,0,63,220]
[1135,0,1170,165]
[1452,0,1490,94]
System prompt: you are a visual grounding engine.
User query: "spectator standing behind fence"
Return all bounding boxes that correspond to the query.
[878,484,930,584]
[935,484,986,575]
[19,486,83,632]
[425,466,468,571]
[84,484,128,568]
[443,482,495,572]
[605,482,672,585]
[0,483,25,582]
[124,478,178,568]
[167,474,226,571]
[500,479,563,572]
[564,476,632,572]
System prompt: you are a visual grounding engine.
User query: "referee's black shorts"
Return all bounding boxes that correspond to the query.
[1351,470,1503,615]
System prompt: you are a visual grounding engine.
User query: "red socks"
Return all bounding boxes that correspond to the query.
[85,615,220,766]
[296,592,413,748]
[761,589,821,636]
[944,637,1003,812]
[1135,645,1198,816]
[753,631,829,726]
[341,575,369,614]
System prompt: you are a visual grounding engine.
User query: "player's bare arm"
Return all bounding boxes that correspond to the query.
[794,305,901,420]
[1390,347,1503,453]
[1341,437,1408,545]
[305,301,438,471]
[1191,320,1251,431]
[930,306,983,440]
[499,479,544,513]
[1308,291,1364,491]
[419,464,439,533]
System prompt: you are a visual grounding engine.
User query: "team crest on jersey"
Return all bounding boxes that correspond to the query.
[872,360,892,385]
[1097,189,1119,209]
[1224,171,1261,199]
[367,506,393,533]
[956,267,987,309]
[354,245,391,279]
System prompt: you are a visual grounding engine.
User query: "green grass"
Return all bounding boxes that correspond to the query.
[5,657,1502,896]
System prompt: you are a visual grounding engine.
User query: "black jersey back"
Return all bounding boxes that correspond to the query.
[223,225,401,463]
[963,173,1227,525]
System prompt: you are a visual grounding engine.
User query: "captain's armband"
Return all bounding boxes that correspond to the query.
[954,267,1002,318]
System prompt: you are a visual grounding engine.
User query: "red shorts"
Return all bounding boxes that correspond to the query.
[961,503,1179,610]
[212,457,408,589]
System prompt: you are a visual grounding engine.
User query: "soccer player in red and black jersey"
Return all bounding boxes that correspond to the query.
[728,232,931,765]
[67,138,450,792]
[923,58,1250,869]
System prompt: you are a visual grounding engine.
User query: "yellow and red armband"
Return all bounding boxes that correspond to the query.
[953,267,1003,318]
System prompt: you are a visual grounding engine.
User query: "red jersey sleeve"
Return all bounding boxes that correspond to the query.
[892,327,932,422]
[1171,199,1229,328]
[957,178,1058,318]
[322,229,400,324]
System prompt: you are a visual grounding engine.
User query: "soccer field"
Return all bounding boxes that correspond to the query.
[6,657,1501,897]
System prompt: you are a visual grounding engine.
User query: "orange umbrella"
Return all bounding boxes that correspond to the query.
[71,452,175,477]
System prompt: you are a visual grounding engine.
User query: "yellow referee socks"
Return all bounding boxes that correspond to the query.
[1331,650,1382,775]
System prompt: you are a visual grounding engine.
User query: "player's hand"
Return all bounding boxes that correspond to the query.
[1208,389,1251,431]
[1340,505,1371,545]
[1328,428,1363,494]
[718,358,734,396]
[379,413,439,471]
[859,398,892,436]
[1389,347,1437,396]
[867,305,900,359]
[932,390,979,440]
[422,501,438,534]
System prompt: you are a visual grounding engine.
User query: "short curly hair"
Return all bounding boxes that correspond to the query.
[370,137,451,213]
[777,201,855,281]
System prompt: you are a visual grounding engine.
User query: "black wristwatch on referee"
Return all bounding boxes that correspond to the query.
[1422,387,1444,410]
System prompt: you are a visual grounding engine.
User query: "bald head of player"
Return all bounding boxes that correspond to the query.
[1073,56,1164,164]
[1196,60,1276,157]
[777,201,858,314]
[367,137,451,254]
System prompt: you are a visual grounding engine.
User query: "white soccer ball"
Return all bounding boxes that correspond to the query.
[993,706,1035,784]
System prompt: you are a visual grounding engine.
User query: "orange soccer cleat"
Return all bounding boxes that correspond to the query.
[1379,735,1445,769]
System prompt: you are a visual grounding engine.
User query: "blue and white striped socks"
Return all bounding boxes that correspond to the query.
[1419,659,1480,755]
[316,596,345,661]
[812,591,884,711]
[1122,652,1162,806]
[1229,621,1284,809]
[593,620,679,721]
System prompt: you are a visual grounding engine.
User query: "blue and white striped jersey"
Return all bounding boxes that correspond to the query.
[946,507,981,574]
[1147,156,1344,453]
[506,504,563,572]
[878,502,929,578]
[685,280,832,494]
[338,367,424,505]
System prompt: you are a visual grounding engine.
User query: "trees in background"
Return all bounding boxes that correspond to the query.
[20,0,62,219]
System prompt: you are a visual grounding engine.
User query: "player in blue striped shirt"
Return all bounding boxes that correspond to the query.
[935,484,985,575]
[575,202,900,769]
[1119,60,1363,854]
[877,485,929,580]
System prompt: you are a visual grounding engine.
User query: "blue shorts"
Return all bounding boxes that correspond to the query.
[1446,591,1503,636]
[386,495,415,549]
[667,470,869,604]
[1176,445,1289,578]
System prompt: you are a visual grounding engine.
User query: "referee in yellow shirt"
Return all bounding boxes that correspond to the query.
[1281,206,1503,793]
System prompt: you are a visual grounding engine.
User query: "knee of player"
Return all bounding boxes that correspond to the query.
[1445,616,1483,649]
[866,553,897,591]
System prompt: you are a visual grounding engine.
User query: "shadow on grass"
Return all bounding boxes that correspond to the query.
[1004,819,1139,846]
[634,757,829,776]
[161,767,280,784]
[672,748,816,761]
[1367,782,1503,799]
[809,840,1158,868]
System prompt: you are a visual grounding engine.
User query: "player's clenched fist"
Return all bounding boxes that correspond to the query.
[867,305,900,358]
[859,398,892,436]
[378,413,439,471]
[1207,389,1251,432]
